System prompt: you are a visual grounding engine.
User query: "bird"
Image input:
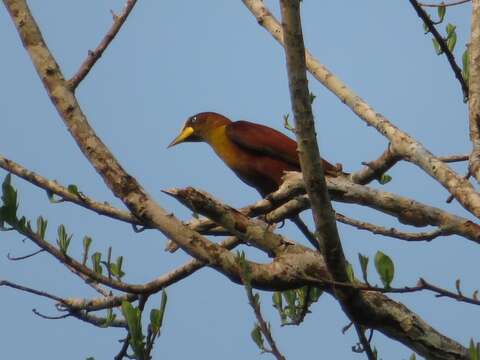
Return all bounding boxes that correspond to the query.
[168,112,341,198]
[168,112,342,250]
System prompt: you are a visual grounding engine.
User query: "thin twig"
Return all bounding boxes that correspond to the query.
[419,0,471,7]
[409,0,469,99]
[321,278,480,306]
[242,281,286,360]
[336,213,447,241]
[68,0,138,90]
[7,248,45,261]
[437,154,469,162]
[1,279,64,303]
[32,309,70,320]
[115,335,131,360]
[353,323,376,360]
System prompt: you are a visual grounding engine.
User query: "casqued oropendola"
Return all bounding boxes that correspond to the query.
[168,112,341,198]
[168,112,342,249]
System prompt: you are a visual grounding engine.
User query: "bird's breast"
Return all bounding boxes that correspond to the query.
[205,126,298,196]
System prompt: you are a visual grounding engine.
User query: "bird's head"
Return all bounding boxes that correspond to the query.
[168,112,231,148]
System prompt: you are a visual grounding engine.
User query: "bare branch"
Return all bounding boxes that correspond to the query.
[350,146,401,185]
[438,154,469,162]
[1,279,64,303]
[7,248,45,261]
[353,323,376,360]
[419,0,471,7]
[279,0,349,287]
[163,187,296,256]
[336,213,447,241]
[68,0,138,90]
[469,1,480,182]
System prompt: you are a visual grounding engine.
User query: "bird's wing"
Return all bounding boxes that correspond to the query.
[227,120,341,176]
[226,121,300,168]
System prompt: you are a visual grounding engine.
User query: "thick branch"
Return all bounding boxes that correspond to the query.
[163,185,468,359]
[242,0,480,220]
[3,1,471,357]
[3,0,257,290]
[279,0,349,286]
[469,1,480,182]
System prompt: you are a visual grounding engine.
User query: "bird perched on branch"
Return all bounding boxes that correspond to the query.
[168,112,342,197]
[168,112,342,249]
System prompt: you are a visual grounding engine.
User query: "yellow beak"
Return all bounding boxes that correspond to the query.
[167,126,194,148]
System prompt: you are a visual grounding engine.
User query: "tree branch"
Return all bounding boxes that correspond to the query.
[419,0,471,7]
[68,0,138,90]
[336,213,447,241]
[409,0,469,100]
[468,1,480,182]
[0,154,140,225]
[242,0,480,220]
[350,146,401,185]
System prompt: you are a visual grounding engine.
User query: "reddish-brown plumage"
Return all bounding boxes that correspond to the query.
[168,112,340,197]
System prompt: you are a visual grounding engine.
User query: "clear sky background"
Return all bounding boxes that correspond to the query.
[1,1,478,359]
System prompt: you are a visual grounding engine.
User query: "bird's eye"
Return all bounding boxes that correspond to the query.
[191,116,197,123]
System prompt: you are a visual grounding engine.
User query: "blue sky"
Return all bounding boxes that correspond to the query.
[1,1,477,359]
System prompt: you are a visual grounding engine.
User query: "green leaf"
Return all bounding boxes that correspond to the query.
[36,216,48,240]
[150,291,167,338]
[56,224,72,255]
[17,216,27,232]
[82,236,92,265]
[432,38,443,55]
[236,251,251,286]
[423,21,430,34]
[272,291,282,310]
[1,174,18,225]
[346,261,355,283]
[437,4,446,23]
[101,308,116,328]
[374,251,395,288]
[121,301,145,358]
[283,113,295,132]
[150,309,162,336]
[308,286,322,303]
[378,174,392,185]
[447,29,457,52]
[67,184,79,196]
[446,23,456,37]
[462,46,470,83]
[158,289,168,327]
[358,253,369,283]
[470,339,480,360]
[250,324,265,351]
[91,252,102,274]
[409,353,417,360]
